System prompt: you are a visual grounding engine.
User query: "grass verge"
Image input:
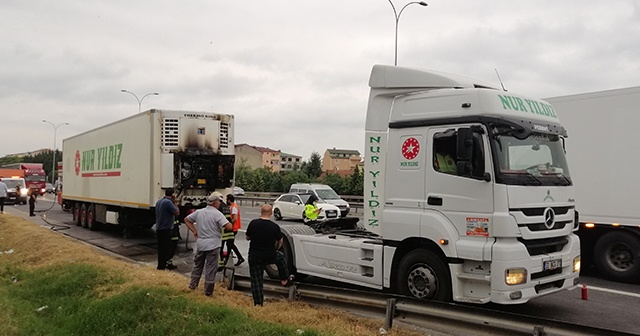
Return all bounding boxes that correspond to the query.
[0,214,424,336]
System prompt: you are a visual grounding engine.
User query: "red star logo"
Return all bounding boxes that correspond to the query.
[74,150,81,176]
[401,137,420,160]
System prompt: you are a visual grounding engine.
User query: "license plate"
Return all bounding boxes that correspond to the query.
[543,258,562,271]
[197,179,206,185]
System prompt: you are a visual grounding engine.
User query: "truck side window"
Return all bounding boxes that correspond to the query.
[433,132,457,175]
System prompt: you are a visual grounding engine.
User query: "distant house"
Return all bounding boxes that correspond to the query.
[280,152,302,171]
[322,148,361,173]
[235,144,281,172]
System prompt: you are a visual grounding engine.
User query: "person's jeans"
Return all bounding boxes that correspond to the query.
[156,229,172,269]
[248,251,289,306]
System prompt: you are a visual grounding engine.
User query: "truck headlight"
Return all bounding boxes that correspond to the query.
[20,189,28,196]
[573,256,581,273]
[505,268,527,285]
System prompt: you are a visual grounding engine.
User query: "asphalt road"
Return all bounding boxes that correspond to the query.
[6,195,640,335]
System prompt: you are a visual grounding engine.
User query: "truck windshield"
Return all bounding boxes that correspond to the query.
[316,189,340,200]
[25,175,46,182]
[492,129,571,186]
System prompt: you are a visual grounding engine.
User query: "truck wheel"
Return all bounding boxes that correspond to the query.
[80,203,89,228]
[86,204,98,231]
[274,208,283,220]
[265,238,295,280]
[73,203,82,226]
[395,249,452,301]
[594,231,640,283]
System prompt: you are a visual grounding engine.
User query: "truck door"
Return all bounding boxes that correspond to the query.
[424,125,494,256]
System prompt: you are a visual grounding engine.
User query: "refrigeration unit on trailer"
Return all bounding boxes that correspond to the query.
[61,109,235,233]
[267,65,581,305]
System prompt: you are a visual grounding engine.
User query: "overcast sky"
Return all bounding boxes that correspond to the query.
[2,1,639,160]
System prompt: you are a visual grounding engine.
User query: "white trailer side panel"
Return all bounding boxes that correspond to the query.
[62,112,155,208]
[546,87,640,225]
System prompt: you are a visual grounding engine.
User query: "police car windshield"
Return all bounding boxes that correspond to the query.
[493,131,572,186]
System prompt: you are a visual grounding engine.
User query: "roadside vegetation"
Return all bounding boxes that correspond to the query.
[0,214,420,336]
[235,152,364,196]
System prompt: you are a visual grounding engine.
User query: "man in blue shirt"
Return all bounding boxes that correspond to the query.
[155,188,179,270]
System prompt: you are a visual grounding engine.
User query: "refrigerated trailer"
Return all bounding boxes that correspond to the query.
[546,87,640,283]
[266,65,581,304]
[61,109,235,234]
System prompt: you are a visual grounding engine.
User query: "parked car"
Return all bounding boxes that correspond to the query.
[273,193,340,222]
[289,183,350,217]
[233,186,245,196]
[45,183,55,194]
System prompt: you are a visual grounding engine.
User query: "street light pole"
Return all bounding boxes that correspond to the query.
[120,90,159,113]
[42,120,69,184]
[387,0,428,66]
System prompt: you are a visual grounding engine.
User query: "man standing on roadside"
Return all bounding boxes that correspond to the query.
[0,180,7,214]
[155,188,179,270]
[184,193,233,296]
[246,204,295,306]
[222,193,245,267]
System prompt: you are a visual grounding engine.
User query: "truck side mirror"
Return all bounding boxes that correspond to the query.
[456,128,473,161]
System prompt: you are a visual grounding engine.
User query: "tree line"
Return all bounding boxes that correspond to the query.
[234,151,364,196]
[0,150,61,183]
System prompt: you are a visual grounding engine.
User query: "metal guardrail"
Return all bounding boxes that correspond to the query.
[235,193,364,214]
[227,273,634,336]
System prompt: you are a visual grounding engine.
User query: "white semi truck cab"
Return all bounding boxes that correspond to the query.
[272,65,581,304]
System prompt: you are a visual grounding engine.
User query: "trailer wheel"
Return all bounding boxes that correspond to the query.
[73,203,82,226]
[395,249,452,302]
[594,231,640,283]
[80,203,88,228]
[86,204,98,231]
[273,208,283,220]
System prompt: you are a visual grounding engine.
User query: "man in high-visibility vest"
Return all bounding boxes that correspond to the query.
[226,194,245,266]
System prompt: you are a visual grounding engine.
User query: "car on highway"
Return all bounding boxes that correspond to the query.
[45,183,55,194]
[0,177,27,204]
[273,193,340,222]
[233,186,245,196]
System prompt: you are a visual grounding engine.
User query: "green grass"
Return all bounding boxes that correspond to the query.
[0,263,320,336]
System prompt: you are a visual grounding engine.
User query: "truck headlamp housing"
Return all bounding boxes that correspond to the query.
[20,189,28,196]
[505,268,527,285]
[573,256,581,273]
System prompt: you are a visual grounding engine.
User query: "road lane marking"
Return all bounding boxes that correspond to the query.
[587,285,640,298]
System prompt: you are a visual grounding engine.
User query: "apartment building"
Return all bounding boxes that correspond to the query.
[322,148,361,172]
[235,143,281,172]
[280,152,302,171]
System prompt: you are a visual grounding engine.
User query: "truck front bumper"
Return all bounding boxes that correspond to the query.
[489,234,580,304]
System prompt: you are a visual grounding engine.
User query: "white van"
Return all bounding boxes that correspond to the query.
[289,183,350,217]
[1,178,27,205]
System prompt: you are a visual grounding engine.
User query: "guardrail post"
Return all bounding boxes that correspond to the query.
[384,298,396,330]
[288,284,297,300]
[532,325,546,335]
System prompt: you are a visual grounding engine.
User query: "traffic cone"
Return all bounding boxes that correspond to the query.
[581,283,588,300]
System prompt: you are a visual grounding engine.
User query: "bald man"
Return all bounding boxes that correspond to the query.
[245,204,295,306]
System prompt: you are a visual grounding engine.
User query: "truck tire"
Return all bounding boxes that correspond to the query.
[594,231,640,283]
[73,203,82,226]
[265,224,315,280]
[273,208,283,220]
[80,203,89,228]
[265,238,295,280]
[395,249,452,302]
[86,204,98,231]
